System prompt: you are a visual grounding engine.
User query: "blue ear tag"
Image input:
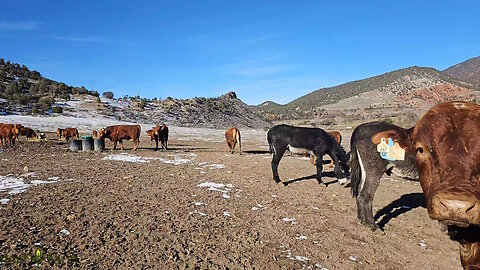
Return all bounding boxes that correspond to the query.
[385,138,396,161]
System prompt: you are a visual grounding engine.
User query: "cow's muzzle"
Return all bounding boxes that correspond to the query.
[430,192,480,226]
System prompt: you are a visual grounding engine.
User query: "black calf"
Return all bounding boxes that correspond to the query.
[350,121,418,230]
[267,124,349,186]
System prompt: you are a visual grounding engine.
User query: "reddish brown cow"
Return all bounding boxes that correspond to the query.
[99,125,141,151]
[62,128,79,141]
[225,127,241,154]
[92,130,98,138]
[56,128,64,140]
[372,101,480,269]
[0,123,22,146]
[153,124,169,150]
[146,129,156,146]
[19,127,37,141]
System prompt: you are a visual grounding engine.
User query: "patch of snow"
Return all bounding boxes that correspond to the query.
[349,256,358,262]
[315,263,329,270]
[252,204,266,211]
[296,235,308,240]
[1,198,9,205]
[59,229,70,235]
[194,202,204,206]
[189,210,207,216]
[102,153,196,165]
[282,217,297,225]
[223,211,231,217]
[295,256,308,262]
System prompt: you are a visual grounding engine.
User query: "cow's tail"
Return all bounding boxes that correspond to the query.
[267,131,274,155]
[236,128,242,153]
[350,139,366,198]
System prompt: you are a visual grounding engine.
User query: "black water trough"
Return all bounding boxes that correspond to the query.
[70,139,82,151]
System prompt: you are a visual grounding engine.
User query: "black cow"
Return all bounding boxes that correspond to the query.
[267,124,349,186]
[350,121,418,230]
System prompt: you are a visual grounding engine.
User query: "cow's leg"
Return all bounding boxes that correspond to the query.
[119,140,124,151]
[356,171,382,231]
[313,152,326,186]
[271,145,286,184]
[113,140,117,150]
[231,140,236,154]
[164,139,168,150]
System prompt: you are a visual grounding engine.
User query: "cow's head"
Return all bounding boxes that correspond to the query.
[56,128,63,138]
[12,124,22,137]
[372,102,480,267]
[98,128,111,139]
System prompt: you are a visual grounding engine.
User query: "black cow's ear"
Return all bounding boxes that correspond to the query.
[371,129,413,152]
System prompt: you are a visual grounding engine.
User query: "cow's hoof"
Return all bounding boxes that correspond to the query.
[317,181,327,187]
[282,182,288,187]
[338,178,349,186]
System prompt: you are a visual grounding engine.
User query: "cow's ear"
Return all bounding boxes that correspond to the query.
[371,129,413,151]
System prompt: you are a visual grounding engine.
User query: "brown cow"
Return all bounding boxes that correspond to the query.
[372,101,480,269]
[0,123,22,146]
[92,130,98,138]
[19,127,37,141]
[62,128,79,141]
[225,127,241,154]
[154,124,169,150]
[56,128,64,140]
[99,125,141,151]
[146,129,156,147]
[309,131,342,166]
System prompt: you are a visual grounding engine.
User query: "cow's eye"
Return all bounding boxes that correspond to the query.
[416,147,424,154]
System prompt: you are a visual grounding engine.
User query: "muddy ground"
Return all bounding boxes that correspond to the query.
[0,132,462,269]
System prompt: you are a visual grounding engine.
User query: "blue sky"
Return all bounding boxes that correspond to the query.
[1,1,479,105]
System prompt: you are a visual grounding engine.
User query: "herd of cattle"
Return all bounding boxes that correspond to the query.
[1,100,479,269]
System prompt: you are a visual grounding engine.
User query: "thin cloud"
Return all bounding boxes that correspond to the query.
[46,35,135,45]
[0,21,41,31]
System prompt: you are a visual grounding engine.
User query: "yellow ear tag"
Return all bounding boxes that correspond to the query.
[377,138,389,153]
[389,142,405,161]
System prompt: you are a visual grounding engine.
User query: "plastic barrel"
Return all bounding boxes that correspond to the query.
[70,139,83,151]
[94,138,105,152]
[82,136,94,151]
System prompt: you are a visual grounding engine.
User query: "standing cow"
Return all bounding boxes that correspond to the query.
[0,123,22,146]
[350,121,418,230]
[154,124,169,150]
[62,128,79,141]
[267,124,349,186]
[225,127,241,154]
[19,127,37,141]
[310,131,343,166]
[99,125,141,151]
[372,102,480,269]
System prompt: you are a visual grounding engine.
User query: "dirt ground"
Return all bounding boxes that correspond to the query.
[0,131,462,269]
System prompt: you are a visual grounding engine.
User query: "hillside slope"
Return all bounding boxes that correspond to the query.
[443,56,480,87]
[0,59,271,129]
[253,66,478,122]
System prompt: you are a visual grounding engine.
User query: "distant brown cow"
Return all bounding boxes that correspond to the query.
[225,127,241,154]
[0,123,22,146]
[372,102,480,269]
[309,131,342,166]
[19,127,37,141]
[62,128,79,141]
[146,129,156,146]
[92,130,98,138]
[99,125,141,151]
[56,128,64,140]
[154,124,169,150]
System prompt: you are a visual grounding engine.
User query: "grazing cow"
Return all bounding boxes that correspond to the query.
[154,124,169,150]
[0,123,22,146]
[62,128,79,141]
[225,127,241,154]
[19,127,37,141]
[371,102,480,269]
[350,121,418,230]
[99,125,141,151]
[92,130,98,138]
[267,124,349,186]
[56,128,64,140]
[310,131,343,166]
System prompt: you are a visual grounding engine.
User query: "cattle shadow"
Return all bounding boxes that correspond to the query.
[282,171,338,186]
[374,192,426,230]
[244,150,270,155]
